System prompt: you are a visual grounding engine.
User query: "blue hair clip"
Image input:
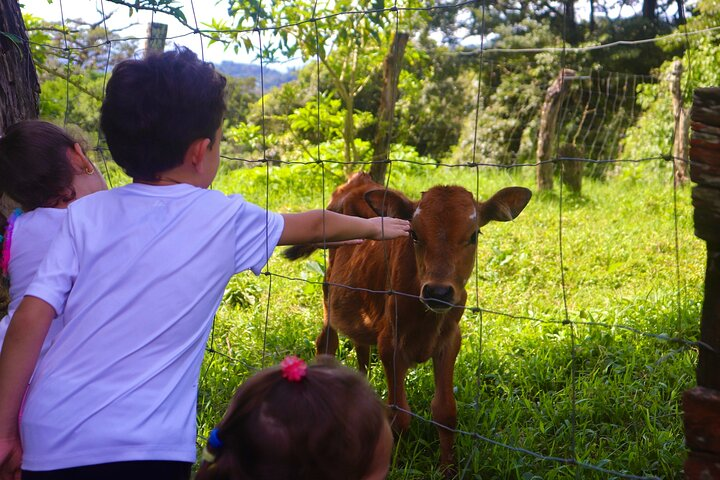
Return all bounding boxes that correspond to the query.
[202,428,224,464]
[208,428,223,449]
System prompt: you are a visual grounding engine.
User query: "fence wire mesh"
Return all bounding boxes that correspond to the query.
[5,1,709,478]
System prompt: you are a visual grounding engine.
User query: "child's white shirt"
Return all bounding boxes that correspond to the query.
[20,183,284,470]
[0,208,66,356]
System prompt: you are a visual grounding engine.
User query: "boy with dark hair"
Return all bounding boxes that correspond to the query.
[100,48,227,181]
[0,48,409,479]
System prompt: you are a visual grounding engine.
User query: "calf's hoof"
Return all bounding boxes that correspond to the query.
[440,462,457,479]
[388,405,411,433]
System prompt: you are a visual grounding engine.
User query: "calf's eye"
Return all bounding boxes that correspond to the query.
[469,231,478,245]
[410,230,419,243]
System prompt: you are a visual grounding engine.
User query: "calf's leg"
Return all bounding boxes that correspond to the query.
[431,325,461,470]
[316,324,339,355]
[317,291,340,355]
[356,344,370,375]
[379,336,411,433]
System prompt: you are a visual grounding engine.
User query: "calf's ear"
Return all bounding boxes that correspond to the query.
[365,189,415,219]
[478,187,532,226]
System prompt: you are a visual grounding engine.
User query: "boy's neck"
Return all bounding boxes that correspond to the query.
[134,176,185,187]
[133,159,211,189]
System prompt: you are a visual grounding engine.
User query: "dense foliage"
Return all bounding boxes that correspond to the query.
[23,0,720,177]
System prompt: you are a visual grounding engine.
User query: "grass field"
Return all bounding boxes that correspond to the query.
[191,160,704,479]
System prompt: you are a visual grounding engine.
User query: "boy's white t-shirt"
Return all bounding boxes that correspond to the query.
[21,183,284,470]
[0,208,66,355]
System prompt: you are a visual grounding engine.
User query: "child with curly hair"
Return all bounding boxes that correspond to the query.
[196,355,393,480]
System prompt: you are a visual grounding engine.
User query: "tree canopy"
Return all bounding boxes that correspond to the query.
[6,0,715,180]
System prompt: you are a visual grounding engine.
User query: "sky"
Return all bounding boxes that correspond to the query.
[20,0,303,71]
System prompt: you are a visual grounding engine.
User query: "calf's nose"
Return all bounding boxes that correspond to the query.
[421,283,455,311]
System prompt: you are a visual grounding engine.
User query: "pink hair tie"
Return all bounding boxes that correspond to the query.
[1,209,22,278]
[280,355,307,382]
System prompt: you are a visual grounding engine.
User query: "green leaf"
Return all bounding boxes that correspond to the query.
[0,32,24,57]
[0,32,22,45]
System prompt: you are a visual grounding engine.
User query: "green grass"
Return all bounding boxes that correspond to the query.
[197,161,704,479]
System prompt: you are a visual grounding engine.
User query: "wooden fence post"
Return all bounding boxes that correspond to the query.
[536,69,576,191]
[683,87,720,479]
[670,60,689,186]
[144,22,168,57]
[558,143,583,194]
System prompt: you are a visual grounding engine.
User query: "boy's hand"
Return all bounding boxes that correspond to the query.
[367,217,411,240]
[0,434,21,480]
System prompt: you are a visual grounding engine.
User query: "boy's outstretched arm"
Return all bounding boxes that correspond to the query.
[278,210,410,246]
[0,296,55,478]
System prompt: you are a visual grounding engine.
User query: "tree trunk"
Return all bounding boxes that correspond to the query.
[0,0,39,132]
[0,0,38,214]
[563,0,578,45]
[370,32,409,185]
[342,97,355,174]
[1,0,40,316]
[643,0,657,20]
[676,0,686,23]
[0,0,39,212]
[536,69,576,191]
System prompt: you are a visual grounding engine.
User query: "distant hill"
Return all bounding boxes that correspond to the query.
[217,61,298,92]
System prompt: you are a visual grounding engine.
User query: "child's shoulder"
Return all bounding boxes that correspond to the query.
[20,207,66,222]
[12,208,66,235]
[69,183,250,214]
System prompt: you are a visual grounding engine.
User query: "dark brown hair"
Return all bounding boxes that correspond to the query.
[100,47,227,181]
[0,120,78,210]
[196,356,389,480]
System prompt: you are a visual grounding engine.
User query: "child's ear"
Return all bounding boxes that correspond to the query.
[67,143,93,173]
[186,137,212,171]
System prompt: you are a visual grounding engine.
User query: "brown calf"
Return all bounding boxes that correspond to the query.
[286,172,531,470]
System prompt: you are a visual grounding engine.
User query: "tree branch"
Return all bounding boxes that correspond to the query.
[105,0,216,42]
[25,27,79,34]
[320,56,351,103]
[34,63,103,101]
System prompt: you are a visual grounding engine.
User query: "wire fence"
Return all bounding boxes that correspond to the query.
[7,0,710,478]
